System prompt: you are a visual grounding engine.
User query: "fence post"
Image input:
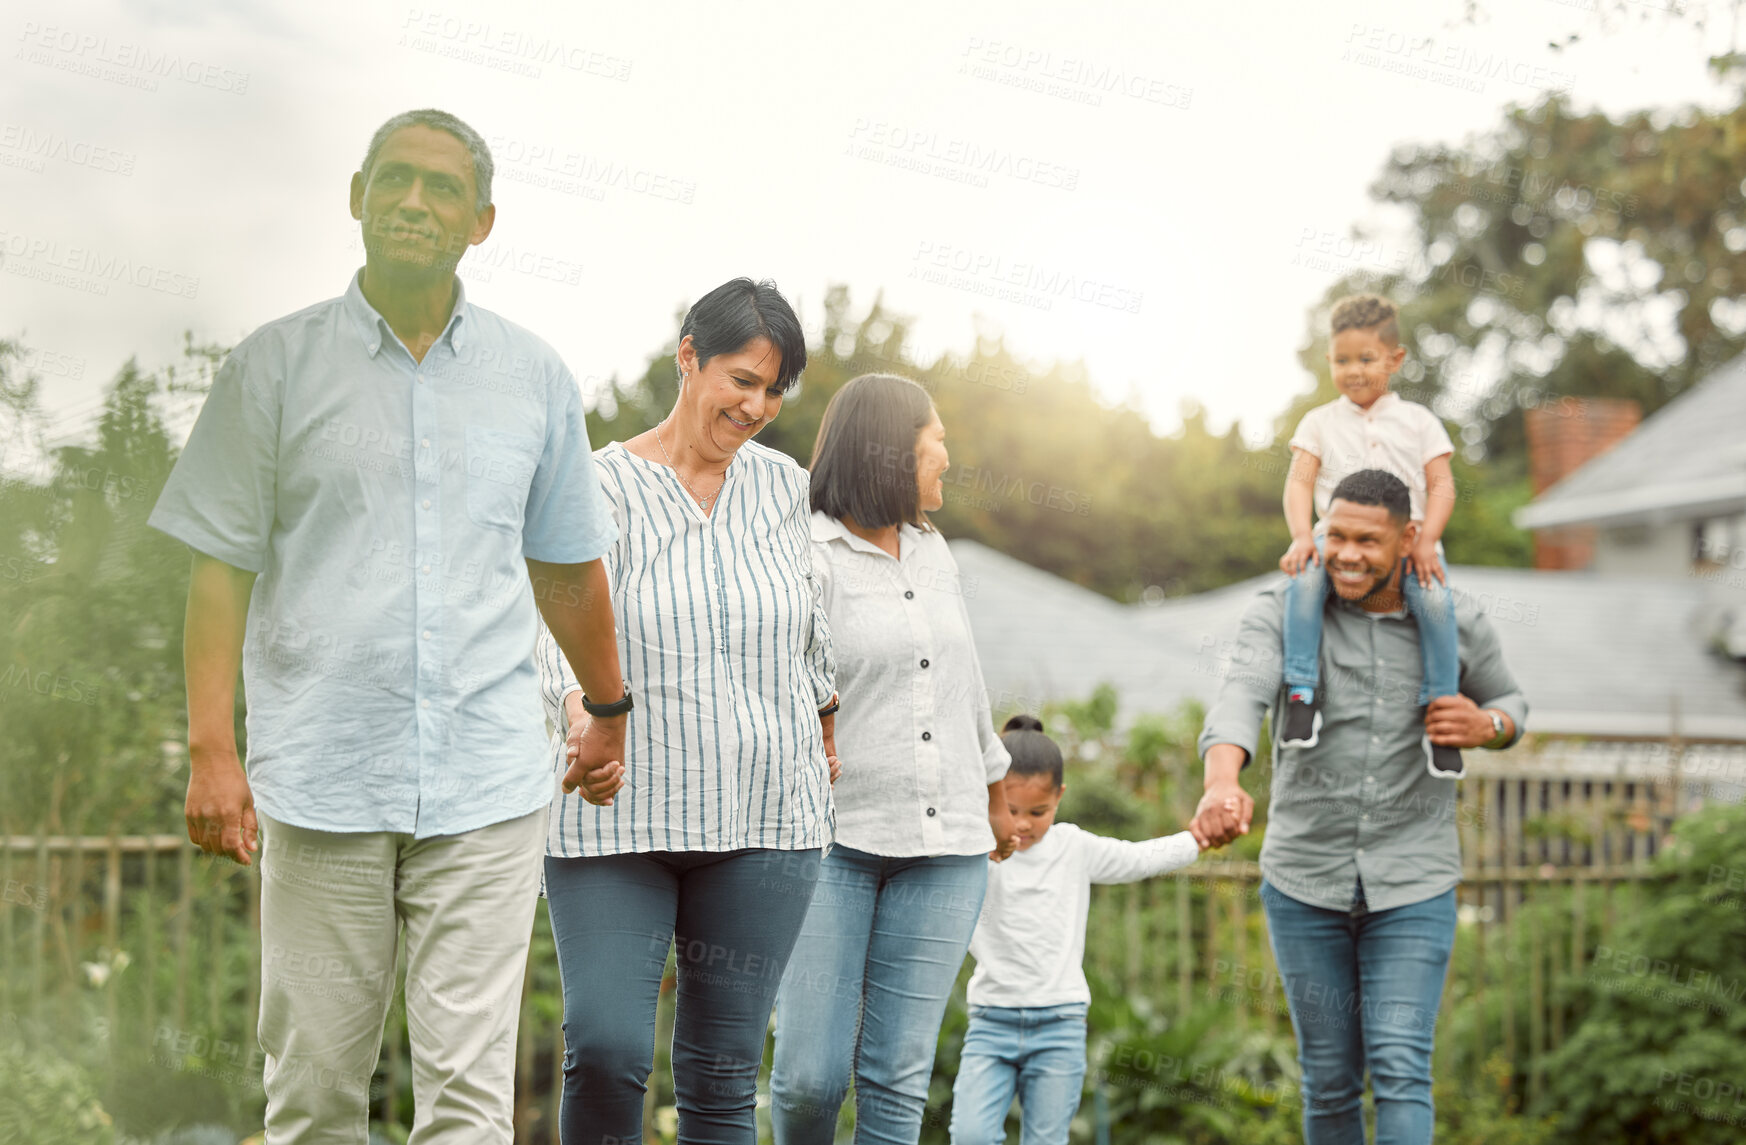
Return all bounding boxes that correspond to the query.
[33,831,48,1026]
[1175,878,1192,1019]
[174,842,192,1030]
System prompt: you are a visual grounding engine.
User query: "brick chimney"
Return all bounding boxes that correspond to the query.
[1524,396,1642,570]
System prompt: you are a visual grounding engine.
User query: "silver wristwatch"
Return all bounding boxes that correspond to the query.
[1484,710,1507,749]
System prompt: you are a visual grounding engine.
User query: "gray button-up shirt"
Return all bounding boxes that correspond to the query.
[1196,580,1528,912]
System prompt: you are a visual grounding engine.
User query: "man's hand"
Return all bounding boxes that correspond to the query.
[1406,536,1447,588]
[562,692,626,805]
[186,752,258,865]
[1189,781,1253,850]
[1279,536,1320,577]
[988,802,1018,862]
[1425,695,1500,749]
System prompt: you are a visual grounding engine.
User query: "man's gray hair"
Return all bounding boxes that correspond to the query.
[360,109,494,211]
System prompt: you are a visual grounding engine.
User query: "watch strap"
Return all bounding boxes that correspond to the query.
[582,685,634,719]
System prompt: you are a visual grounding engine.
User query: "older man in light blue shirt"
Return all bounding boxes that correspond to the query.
[149,109,626,1143]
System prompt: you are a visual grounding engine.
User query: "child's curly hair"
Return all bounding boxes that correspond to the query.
[1329,293,1399,346]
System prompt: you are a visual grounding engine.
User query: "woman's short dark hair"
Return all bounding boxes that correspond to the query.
[809,373,936,529]
[1000,714,1063,789]
[680,278,807,394]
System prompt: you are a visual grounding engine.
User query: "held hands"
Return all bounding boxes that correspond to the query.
[1188,781,1252,851]
[824,728,841,785]
[563,692,626,805]
[185,751,259,865]
[988,803,1018,862]
[1279,536,1321,577]
[1425,695,1497,749]
[1406,536,1447,588]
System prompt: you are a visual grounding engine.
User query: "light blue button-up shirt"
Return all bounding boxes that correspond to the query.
[149,271,617,838]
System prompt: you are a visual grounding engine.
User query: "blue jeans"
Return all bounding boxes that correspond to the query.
[771,846,988,1145]
[1260,879,1457,1145]
[1282,535,1459,705]
[949,1003,1088,1145]
[544,848,821,1145]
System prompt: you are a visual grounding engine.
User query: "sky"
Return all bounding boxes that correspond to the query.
[1,0,1739,457]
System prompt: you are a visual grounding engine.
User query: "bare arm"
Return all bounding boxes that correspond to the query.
[183,551,259,864]
[987,782,1016,861]
[527,558,628,803]
[1280,448,1322,574]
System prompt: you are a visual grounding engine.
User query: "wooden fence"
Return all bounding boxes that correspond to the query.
[3,739,1740,1141]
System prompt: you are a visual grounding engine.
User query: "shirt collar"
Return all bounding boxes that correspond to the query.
[810,510,924,557]
[1338,390,1399,417]
[342,268,470,359]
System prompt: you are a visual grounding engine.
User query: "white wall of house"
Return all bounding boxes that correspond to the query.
[1591,520,1695,577]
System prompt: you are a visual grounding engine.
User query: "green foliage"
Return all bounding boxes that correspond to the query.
[1540,799,1746,1142]
[0,346,209,834]
[0,1036,117,1145]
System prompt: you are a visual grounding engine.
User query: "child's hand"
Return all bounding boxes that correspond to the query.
[1407,537,1446,588]
[1279,537,1320,577]
[1192,800,1237,852]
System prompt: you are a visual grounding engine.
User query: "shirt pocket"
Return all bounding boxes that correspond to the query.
[464,425,542,533]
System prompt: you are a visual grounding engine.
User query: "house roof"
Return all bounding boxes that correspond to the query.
[1515,354,1746,530]
[951,540,1746,741]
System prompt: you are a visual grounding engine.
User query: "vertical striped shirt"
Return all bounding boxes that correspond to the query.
[538,439,836,856]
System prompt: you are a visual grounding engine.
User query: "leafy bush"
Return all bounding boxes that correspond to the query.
[0,1038,116,1145]
[1540,799,1746,1142]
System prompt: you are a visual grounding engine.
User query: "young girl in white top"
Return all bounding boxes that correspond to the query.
[950,715,1204,1145]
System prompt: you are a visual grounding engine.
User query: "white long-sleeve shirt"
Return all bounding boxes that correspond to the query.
[810,512,1010,856]
[967,823,1199,1008]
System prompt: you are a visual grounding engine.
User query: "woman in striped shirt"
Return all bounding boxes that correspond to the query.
[770,373,1017,1145]
[536,278,838,1145]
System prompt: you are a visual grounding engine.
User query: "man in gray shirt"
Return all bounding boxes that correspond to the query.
[1190,468,1527,1145]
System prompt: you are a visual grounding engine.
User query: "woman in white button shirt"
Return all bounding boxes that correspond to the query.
[536,278,839,1145]
[771,372,1018,1145]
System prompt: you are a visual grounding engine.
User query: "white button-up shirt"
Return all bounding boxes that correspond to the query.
[1288,391,1454,521]
[539,440,836,857]
[811,512,1009,857]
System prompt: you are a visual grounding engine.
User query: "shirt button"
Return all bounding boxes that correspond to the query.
[904,590,915,600]
[422,564,431,574]
[921,731,932,741]
[926,807,937,817]
[420,699,430,709]
[422,630,431,640]
[1357,848,1365,856]
[421,438,430,449]
[417,374,426,384]
[920,659,930,669]
[421,498,432,510]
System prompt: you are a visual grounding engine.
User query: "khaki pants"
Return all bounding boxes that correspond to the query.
[256,808,546,1144]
